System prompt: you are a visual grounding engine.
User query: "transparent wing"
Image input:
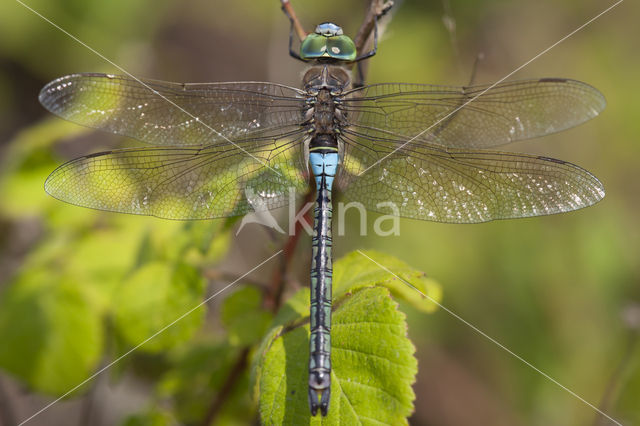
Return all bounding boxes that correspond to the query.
[342,78,605,149]
[44,136,310,220]
[337,130,604,223]
[39,73,307,146]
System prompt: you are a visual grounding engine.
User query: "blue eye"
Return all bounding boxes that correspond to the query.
[299,23,357,61]
[300,34,356,61]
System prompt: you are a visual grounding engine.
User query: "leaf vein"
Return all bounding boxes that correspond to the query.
[344,379,405,408]
[268,367,287,424]
[334,346,412,369]
[333,373,362,425]
[334,320,404,330]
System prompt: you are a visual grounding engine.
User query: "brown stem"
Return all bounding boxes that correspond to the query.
[0,374,17,426]
[266,189,314,312]
[201,347,250,426]
[281,0,308,41]
[78,388,97,426]
[352,0,394,87]
[353,0,393,54]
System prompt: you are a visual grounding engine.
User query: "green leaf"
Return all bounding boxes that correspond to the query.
[122,408,175,426]
[271,286,312,328]
[131,219,231,269]
[256,286,417,425]
[220,286,272,346]
[184,219,233,260]
[0,119,88,217]
[0,270,103,395]
[157,339,255,425]
[113,261,206,352]
[0,164,53,216]
[66,228,143,310]
[334,250,442,313]
[158,340,235,401]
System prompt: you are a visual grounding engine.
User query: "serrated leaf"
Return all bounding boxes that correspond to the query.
[256,286,416,425]
[334,250,441,313]
[113,261,206,352]
[251,324,282,405]
[0,270,103,395]
[221,286,272,346]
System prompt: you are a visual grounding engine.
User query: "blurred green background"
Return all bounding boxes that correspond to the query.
[0,0,638,425]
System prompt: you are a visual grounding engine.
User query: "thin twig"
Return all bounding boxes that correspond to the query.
[281,0,307,41]
[266,189,314,312]
[78,387,97,426]
[0,374,17,426]
[353,0,392,53]
[200,347,250,426]
[353,0,394,87]
[441,0,463,78]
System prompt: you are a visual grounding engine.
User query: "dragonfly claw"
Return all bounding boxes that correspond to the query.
[309,370,331,416]
[308,387,331,416]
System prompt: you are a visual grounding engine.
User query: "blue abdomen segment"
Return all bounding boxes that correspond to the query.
[310,151,338,189]
[308,151,338,416]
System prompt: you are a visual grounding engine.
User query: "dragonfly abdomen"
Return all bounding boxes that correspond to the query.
[308,150,338,416]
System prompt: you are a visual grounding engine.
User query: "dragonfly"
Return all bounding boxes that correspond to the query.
[39,2,605,417]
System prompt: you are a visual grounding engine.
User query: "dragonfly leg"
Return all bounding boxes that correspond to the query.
[281,0,307,62]
[353,0,394,87]
[353,0,393,61]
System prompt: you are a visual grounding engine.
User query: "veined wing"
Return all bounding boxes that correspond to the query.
[337,130,604,223]
[44,136,310,220]
[341,78,605,149]
[39,73,307,147]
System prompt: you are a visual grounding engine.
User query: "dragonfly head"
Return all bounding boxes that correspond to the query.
[300,22,357,62]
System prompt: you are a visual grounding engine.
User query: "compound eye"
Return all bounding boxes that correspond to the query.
[300,34,328,60]
[326,36,356,61]
[300,33,357,62]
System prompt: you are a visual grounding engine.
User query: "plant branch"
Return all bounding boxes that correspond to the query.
[280,0,307,41]
[200,347,250,426]
[353,0,393,54]
[0,374,17,426]
[266,189,314,313]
